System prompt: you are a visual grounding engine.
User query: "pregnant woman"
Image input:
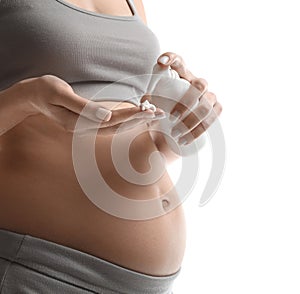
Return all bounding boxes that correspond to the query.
[0,0,222,293]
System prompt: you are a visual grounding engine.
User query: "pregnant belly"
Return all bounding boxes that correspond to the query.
[0,101,186,276]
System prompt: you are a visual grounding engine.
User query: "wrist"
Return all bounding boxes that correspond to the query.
[0,80,39,136]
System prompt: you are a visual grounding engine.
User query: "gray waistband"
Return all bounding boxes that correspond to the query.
[0,228,180,294]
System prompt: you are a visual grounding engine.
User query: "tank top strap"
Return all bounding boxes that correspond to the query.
[126,0,138,18]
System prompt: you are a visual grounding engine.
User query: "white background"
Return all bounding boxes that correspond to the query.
[143,0,300,293]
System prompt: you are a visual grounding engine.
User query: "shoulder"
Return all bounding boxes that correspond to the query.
[132,0,147,25]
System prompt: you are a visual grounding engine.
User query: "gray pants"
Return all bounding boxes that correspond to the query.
[0,229,180,293]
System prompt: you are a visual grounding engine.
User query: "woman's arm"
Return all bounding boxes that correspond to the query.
[0,75,163,137]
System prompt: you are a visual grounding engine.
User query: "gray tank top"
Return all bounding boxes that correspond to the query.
[0,0,161,106]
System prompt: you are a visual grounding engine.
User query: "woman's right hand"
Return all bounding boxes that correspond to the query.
[17,74,165,135]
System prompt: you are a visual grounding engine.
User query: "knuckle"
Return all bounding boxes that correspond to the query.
[199,105,211,118]
[206,91,217,100]
[201,91,217,107]
[192,78,208,92]
[200,78,208,87]
[217,102,223,113]
[171,52,182,60]
[37,75,52,87]
[191,124,205,138]
[202,120,209,130]
[39,74,62,88]
[200,99,213,114]
[174,60,184,69]
[40,74,56,80]
[172,55,184,66]
[181,116,193,130]
[38,75,57,91]
[202,113,217,129]
[39,75,72,95]
[38,74,52,82]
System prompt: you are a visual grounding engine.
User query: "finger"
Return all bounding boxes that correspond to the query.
[191,78,209,97]
[170,99,212,138]
[201,91,217,107]
[97,106,165,128]
[157,52,196,82]
[177,123,205,146]
[177,102,222,145]
[88,118,151,136]
[51,100,165,134]
[52,88,112,122]
[169,84,217,124]
[201,102,222,129]
[168,81,203,123]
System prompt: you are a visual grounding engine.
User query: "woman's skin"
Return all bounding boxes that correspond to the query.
[0,0,222,276]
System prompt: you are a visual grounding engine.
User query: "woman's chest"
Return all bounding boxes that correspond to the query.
[0,0,161,91]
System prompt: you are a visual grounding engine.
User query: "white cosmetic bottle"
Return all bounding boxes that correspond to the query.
[146,63,206,156]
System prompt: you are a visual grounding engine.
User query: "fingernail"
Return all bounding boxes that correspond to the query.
[96,108,112,120]
[158,55,170,65]
[169,111,181,122]
[178,138,188,146]
[171,128,182,138]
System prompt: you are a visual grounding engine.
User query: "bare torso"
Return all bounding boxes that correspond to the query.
[0,100,186,276]
[0,0,186,277]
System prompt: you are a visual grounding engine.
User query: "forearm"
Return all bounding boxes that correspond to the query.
[0,82,35,136]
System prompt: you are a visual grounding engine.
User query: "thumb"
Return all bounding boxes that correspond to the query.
[157,52,196,82]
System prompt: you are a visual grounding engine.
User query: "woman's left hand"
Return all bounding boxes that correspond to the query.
[156,52,222,146]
